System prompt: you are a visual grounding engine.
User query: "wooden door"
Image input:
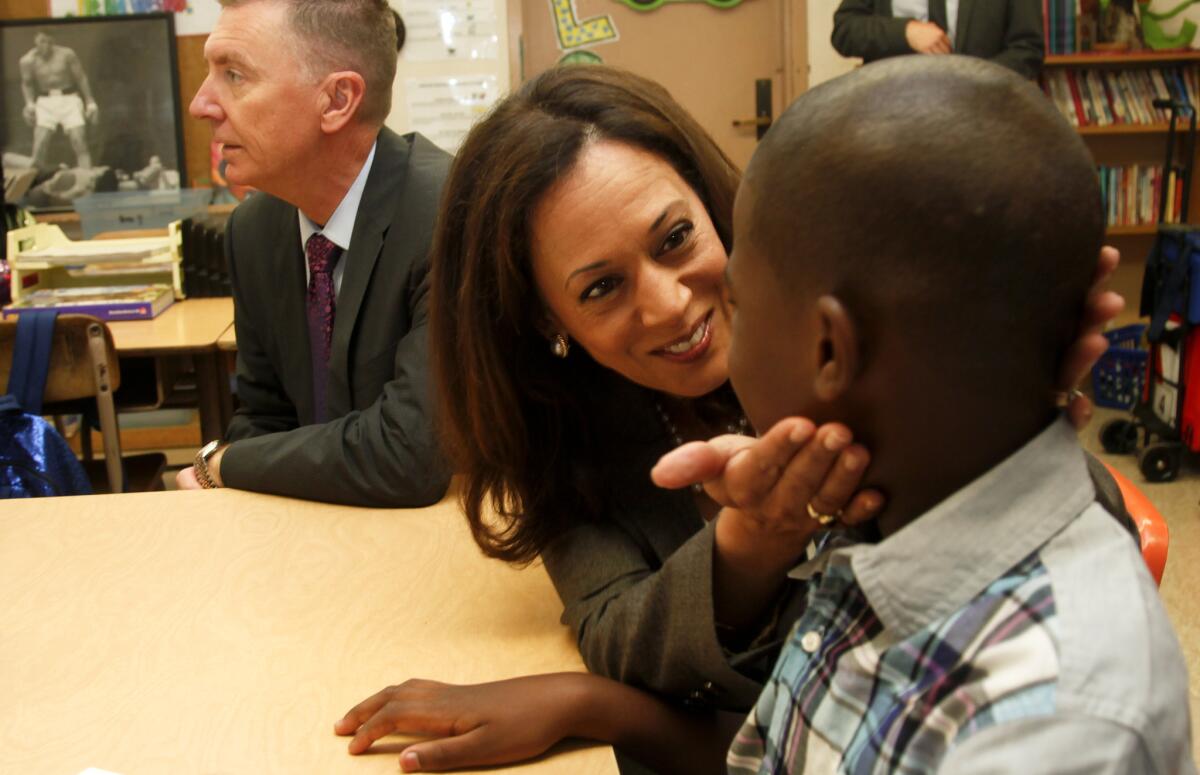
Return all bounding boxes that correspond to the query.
[518,0,800,170]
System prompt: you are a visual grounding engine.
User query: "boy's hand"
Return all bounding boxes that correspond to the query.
[652,418,882,553]
[335,675,581,771]
[1060,245,1126,429]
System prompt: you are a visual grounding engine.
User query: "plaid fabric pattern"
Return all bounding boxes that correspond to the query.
[728,552,1058,774]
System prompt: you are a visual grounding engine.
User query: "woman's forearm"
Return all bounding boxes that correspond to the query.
[711,508,811,635]
[563,673,736,775]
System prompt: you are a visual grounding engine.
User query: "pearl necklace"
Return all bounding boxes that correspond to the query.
[654,399,750,494]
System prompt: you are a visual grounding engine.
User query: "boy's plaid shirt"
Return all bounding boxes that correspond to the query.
[727,420,1193,774]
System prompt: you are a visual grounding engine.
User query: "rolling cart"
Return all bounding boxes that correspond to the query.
[1100,97,1200,482]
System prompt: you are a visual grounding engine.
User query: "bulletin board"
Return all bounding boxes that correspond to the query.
[387,0,513,153]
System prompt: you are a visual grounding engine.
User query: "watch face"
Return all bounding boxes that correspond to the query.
[200,440,220,459]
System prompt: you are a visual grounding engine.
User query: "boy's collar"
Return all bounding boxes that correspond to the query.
[790,417,1094,639]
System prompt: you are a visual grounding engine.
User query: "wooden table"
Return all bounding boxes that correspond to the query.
[107,297,235,441]
[0,489,617,775]
[217,321,237,352]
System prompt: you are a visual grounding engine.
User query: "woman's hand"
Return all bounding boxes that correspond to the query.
[335,673,729,774]
[1061,245,1126,428]
[334,675,583,772]
[652,417,881,548]
[652,417,883,634]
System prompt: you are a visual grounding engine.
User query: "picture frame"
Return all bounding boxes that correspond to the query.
[0,13,187,212]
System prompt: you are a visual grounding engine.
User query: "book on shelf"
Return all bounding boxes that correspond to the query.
[1045,0,1078,56]
[1,284,175,321]
[1097,163,1184,227]
[1040,65,1197,128]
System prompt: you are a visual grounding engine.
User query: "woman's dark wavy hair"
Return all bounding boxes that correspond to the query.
[430,65,741,564]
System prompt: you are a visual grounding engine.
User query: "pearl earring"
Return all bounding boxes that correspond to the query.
[551,333,570,358]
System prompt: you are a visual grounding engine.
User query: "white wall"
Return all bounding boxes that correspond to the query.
[807,0,858,88]
[385,0,512,149]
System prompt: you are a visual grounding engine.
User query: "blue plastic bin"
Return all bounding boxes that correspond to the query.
[73,189,211,238]
[1092,324,1148,410]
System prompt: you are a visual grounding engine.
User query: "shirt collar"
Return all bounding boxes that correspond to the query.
[298,140,378,252]
[791,417,1094,638]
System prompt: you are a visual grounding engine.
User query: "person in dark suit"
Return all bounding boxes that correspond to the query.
[178,0,451,507]
[831,0,1045,79]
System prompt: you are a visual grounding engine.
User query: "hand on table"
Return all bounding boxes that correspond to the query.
[1061,245,1126,429]
[335,675,580,772]
[906,20,952,54]
[175,465,203,489]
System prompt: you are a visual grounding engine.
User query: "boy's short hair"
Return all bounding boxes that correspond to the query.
[744,56,1102,397]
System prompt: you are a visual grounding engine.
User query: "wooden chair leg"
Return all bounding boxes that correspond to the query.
[86,322,123,493]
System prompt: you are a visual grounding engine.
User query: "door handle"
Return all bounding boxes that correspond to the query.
[731,79,773,140]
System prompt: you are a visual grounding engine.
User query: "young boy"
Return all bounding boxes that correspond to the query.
[335,56,1193,773]
[717,54,1193,773]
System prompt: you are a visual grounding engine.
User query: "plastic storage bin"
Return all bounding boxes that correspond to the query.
[1092,324,1148,410]
[73,189,211,238]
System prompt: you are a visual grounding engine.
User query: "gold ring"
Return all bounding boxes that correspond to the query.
[806,501,840,526]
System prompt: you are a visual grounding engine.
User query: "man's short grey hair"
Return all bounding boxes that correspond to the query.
[220,0,397,126]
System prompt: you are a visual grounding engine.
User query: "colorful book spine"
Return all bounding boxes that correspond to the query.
[1096,164,1175,226]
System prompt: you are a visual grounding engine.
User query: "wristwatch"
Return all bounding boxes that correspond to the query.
[193,439,222,489]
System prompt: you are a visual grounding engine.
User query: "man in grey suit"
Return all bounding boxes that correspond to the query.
[831,0,1044,80]
[178,0,451,506]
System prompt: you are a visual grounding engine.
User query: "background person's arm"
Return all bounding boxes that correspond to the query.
[223,211,302,441]
[987,0,1045,80]
[218,241,449,507]
[831,0,918,61]
[218,323,450,506]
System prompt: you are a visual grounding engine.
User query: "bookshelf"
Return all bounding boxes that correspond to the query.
[1041,51,1200,325]
[1046,52,1200,66]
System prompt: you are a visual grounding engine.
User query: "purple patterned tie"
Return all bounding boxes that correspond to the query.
[306,233,340,423]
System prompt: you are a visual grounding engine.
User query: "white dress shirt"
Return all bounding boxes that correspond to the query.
[297,140,378,298]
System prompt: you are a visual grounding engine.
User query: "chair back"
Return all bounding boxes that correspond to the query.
[0,315,125,491]
[1101,461,1170,586]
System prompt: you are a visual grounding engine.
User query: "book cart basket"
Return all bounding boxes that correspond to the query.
[1100,98,1200,482]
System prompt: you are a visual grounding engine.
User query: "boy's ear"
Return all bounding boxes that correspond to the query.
[319,71,367,134]
[814,294,858,402]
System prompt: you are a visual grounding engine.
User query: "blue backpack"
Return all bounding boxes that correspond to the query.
[1,309,92,498]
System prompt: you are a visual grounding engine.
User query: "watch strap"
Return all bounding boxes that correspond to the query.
[194,443,219,489]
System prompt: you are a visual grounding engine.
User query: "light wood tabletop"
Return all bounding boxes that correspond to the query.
[0,489,616,775]
[107,296,234,355]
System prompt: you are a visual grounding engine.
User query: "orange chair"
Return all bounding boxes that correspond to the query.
[1102,462,1170,586]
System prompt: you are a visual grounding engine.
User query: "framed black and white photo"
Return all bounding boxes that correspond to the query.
[0,13,187,212]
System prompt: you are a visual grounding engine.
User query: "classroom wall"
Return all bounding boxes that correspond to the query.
[807,0,857,87]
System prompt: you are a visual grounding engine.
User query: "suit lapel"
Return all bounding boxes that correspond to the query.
[326,127,413,416]
[955,0,974,50]
[277,204,315,422]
